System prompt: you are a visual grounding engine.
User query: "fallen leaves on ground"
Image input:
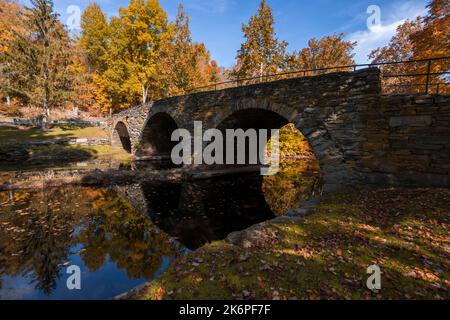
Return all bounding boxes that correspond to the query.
[130,188,449,300]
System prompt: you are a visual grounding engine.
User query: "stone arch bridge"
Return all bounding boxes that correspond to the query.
[109,68,450,193]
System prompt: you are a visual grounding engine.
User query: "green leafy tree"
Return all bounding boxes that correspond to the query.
[232,0,288,80]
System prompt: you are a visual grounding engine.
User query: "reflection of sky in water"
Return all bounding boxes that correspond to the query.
[0,250,175,300]
[0,187,186,300]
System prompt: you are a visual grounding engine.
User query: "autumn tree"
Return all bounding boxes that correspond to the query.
[156,5,221,97]
[411,0,449,60]
[76,3,110,114]
[232,0,287,81]
[411,0,449,93]
[78,3,108,73]
[156,5,197,96]
[285,33,356,74]
[369,18,423,93]
[68,47,97,114]
[370,0,449,93]
[108,0,169,105]
[0,0,26,107]
[2,0,74,129]
[193,43,222,88]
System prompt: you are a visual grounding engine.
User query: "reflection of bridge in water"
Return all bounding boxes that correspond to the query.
[115,174,276,250]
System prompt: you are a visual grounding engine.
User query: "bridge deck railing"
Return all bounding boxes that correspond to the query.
[189,56,450,95]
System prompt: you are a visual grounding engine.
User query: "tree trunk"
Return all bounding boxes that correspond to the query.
[142,84,149,104]
[260,62,263,83]
[42,100,49,131]
[42,35,50,131]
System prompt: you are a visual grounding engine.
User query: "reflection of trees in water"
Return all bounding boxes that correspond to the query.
[262,159,322,216]
[78,190,181,279]
[0,187,180,296]
[263,124,323,216]
[0,188,86,294]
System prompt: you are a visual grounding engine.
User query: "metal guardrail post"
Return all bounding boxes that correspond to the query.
[425,59,431,94]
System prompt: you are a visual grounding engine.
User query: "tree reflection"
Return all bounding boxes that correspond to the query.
[0,187,182,296]
[78,189,182,279]
[0,188,86,294]
[263,124,323,216]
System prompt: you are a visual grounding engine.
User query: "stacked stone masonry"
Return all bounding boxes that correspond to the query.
[110,68,450,192]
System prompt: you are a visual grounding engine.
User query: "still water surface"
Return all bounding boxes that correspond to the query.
[0,160,321,300]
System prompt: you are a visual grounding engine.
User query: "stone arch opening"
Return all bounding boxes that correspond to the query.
[215,108,295,165]
[113,121,132,153]
[216,108,324,213]
[138,112,179,158]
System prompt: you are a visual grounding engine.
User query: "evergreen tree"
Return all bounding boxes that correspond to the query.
[152,4,222,97]
[2,0,74,129]
[232,0,287,80]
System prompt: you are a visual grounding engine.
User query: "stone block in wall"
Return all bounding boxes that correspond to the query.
[413,136,450,145]
[412,96,434,104]
[367,119,390,130]
[389,115,432,127]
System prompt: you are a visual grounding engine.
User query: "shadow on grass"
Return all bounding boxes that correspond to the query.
[0,143,99,170]
[131,188,449,300]
[0,125,75,142]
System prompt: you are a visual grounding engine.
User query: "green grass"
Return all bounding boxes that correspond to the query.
[130,188,450,300]
[0,125,108,143]
[29,145,129,161]
[0,143,132,168]
[0,125,127,167]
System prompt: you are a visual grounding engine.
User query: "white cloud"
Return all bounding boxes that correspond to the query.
[348,1,427,64]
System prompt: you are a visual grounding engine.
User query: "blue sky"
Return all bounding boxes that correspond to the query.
[22,0,428,67]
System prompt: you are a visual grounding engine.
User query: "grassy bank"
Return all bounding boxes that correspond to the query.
[130,188,449,300]
[0,125,133,167]
[0,125,107,143]
[0,144,131,165]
